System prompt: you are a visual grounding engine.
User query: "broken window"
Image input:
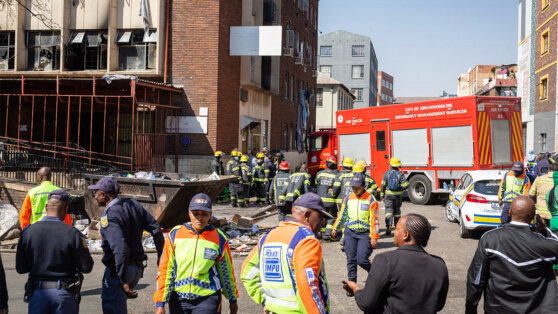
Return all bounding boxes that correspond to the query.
[0,31,15,71]
[116,29,157,70]
[26,31,61,71]
[66,30,108,70]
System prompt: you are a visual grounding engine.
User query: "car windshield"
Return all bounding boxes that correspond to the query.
[473,180,500,196]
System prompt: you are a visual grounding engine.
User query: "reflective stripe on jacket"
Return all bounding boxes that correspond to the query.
[253,164,267,183]
[241,164,253,185]
[270,172,290,206]
[315,169,338,205]
[332,170,353,204]
[498,171,530,203]
[241,221,329,314]
[285,172,311,203]
[19,181,72,229]
[332,191,380,239]
[380,170,409,197]
[528,172,553,219]
[153,223,238,307]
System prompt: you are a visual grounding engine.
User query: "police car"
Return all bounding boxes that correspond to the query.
[445,170,505,238]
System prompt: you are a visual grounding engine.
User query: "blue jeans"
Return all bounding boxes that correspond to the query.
[101,265,141,314]
[169,292,222,314]
[344,228,372,282]
[29,286,78,314]
[500,202,511,224]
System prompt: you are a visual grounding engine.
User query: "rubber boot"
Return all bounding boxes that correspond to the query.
[385,217,392,235]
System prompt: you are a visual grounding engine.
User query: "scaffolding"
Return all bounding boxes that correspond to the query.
[0,76,182,178]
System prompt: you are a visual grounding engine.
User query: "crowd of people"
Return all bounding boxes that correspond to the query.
[0,150,557,313]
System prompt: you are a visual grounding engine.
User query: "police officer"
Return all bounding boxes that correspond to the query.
[238,155,253,207]
[253,152,268,205]
[284,163,312,206]
[19,167,72,229]
[353,161,379,198]
[332,173,380,297]
[241,193,332,313]
[211,151,225,175]
[380,157,409,235]
[333,158,355,209]
[269,161,291,221]
[88,176,165,314]
[228,151,242,207]
[154,193,239,314]
[16,190,94,313]
[498,161,531,224]
[316,157,339,239]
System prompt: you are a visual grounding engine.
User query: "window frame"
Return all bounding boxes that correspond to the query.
[543,0,550,11]
[351,45,365,57]
[0,31,16,71]
[320,45,332,57]
[320,65,331,77]
[316,88,323,107]
[541,28,550,56]
[540,74,549,101]
[26,30,61,71]
[116,29,157,71]
[351,65,364,79]
[351,88,363,101]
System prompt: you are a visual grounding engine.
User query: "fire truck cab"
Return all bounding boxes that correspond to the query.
[331,96,523,204]
[308,128,337,177]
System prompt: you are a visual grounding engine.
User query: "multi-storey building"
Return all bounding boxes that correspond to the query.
[517,0,535,153]
[315,72,355,129]
[377,71,393,106]
[318,30,378,109]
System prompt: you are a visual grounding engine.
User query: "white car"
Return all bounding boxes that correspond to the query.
[445,170,505,238]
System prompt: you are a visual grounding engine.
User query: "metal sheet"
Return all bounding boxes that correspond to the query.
[392,128,428,166]
[431,125,474,166]
[338,132,371,165]
[229,26,282,56]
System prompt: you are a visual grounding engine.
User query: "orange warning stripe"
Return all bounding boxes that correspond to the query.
[478,112,492,165]
[510,112,523,162]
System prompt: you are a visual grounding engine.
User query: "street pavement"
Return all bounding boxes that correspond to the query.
[2,198,483,313]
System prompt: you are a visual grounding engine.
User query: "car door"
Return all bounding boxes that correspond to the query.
[451,174,472,217]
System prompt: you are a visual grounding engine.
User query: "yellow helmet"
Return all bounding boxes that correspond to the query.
[342,157,354,168]
[240,155,249,162]
[353,160,366,173]
[257,152,265,158]
[231,150,238,157]
[389,157,402,167]
[214,151,223,157]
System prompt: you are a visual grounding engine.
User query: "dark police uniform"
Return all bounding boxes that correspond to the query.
[99,198,164,314]
[16,215,94,313]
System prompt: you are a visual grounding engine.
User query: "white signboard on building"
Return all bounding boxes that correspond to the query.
[166,116,208,134]
[230,26,282,56]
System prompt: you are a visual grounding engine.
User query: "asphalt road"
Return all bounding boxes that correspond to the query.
[1,198,482,313]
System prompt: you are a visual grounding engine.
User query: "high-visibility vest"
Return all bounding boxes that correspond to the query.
[500,172,529,203]
[333,191,380,239]
[28,181,60,224]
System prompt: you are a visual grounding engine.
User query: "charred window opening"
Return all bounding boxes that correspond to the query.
[66,31,108,70]
[26,31,61,71]
[116,29,157,70]
[0,32,15,71]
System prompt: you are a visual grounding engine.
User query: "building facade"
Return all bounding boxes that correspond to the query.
[377,71,393,106]
[318,30,378,109]
[316,72,355,129]
[517,0,535,153]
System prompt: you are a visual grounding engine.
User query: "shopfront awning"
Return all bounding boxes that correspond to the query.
[241,115,261,130]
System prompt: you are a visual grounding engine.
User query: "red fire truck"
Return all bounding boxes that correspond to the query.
[308,96,523,204]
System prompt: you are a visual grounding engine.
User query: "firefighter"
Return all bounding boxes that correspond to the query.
[285,163,312,206]
[269,161,291,221]
[240,193,331,313]
[153,193,239,313]
[380,157,409,235]
[264,153,276,204]
[230,151,243,207]
[316,157,339,240]
[332,173,380,296]
[211,151,225,175]
[333,157,355,208]
[498,161,531,224]
[253,152,268,205]
[353,160,379,198]
[240,155,253,207]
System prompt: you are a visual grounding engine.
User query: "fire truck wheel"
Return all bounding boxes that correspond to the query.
[408,175,433,205]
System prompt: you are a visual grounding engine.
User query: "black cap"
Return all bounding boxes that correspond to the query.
[189,193,212,212]
[48,189,71,204]
[293,193,333,219]
[512,161,524,171]
[350,172,366,187]
[87,176,120,194]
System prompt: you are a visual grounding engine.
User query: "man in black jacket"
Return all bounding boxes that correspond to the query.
[466,196,558,314]
[343,213,448,313]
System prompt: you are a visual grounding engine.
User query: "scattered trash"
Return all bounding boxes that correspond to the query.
[226,230,243,238]
[0,202,19,241]
[203,173,220,181]
[88,239,102,250]
[143,235,155,249]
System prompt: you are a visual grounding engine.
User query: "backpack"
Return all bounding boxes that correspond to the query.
[387,170,401,191]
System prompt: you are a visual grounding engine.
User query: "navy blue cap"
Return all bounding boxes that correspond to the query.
[88,176,120,194]
[48,189,71,204]
[512,161,524,171]
[189,193,212,212]
[293,193,333,219]
[350,172,366,187]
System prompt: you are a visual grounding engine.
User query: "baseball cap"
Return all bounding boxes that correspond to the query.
[293,193,333,219]
[48,189,71,204]
[512,161,524,171]
[87,176,120,194]
[189,193,212,212]
[350,172,366,187]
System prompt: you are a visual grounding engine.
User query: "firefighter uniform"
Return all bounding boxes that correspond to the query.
[264,157,276,203]
[19,180,72,229]
[241,194,331,314]
[285,171,312,204]
[529,171,554,221]
[353,161,379,198]
[269,162,291,221]
[227,151,241,207]
[240,155,253,206]
[498,162,531,224]
[253,153,268,204]
[333,173,380,283]
[316,158,339,238]
[333,158,355,209]
[380,158,409,234]
[154,194,238,312]
[211,151,225,175]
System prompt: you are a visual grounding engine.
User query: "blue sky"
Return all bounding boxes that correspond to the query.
[318,0,518,97]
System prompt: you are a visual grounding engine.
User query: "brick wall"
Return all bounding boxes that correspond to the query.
[534,2,558,114]
[377,71,394,106]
